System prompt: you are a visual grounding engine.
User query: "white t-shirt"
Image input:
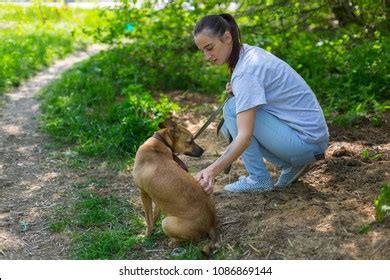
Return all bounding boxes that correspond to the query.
[231,44,329,144]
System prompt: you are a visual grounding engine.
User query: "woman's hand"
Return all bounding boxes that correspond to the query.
[225,82,233,95]
[195,108,257,195]
[196,167,216,195]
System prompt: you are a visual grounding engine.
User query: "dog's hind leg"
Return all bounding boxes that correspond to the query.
[161,216,202,242]
[140,190,154,237]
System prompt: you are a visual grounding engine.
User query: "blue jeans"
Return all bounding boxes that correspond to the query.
[222,96,328,181]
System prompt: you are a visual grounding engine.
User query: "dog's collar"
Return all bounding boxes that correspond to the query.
[152,132,189,172]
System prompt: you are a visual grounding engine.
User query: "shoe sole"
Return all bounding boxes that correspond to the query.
[224,186,273,193]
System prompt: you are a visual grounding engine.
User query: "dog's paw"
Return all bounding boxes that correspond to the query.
[168,238,181,248]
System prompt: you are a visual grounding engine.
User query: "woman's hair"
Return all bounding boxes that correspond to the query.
[193,13,242,74]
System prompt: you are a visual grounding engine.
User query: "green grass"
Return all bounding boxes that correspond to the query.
[0,3,102,95]
[48,183,145,259]
[72,229,143,260]
[357,224,371,235]
[48,177,217,259]
[72,177,108,190]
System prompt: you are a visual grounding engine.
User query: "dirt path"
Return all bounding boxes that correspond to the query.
[0,52,389,259]
[0,45,105,259]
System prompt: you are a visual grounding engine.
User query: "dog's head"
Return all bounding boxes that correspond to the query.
[158,119,204,157]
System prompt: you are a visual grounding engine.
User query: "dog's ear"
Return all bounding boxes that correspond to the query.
[158,119,178,131]
[158,121,166,129]
[163,119,178,131]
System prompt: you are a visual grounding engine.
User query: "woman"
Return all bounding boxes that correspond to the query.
[194,14,329,194]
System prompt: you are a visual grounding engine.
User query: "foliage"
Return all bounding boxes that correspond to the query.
[231,1,390,124]
[374,183,390,222]
[84,0,229,94]
[86,0,390,124]
[34,0,390,164]
[39,47,178,160]
[269,30,390,125]
[0,4,100,95]
[361,148,382,161]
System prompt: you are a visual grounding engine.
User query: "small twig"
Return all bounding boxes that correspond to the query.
[23,245,33,256]
[40,203,59,209]
[34,226,49,234]
[266,246,273,259]
[248,243,261,254]
[59,246,66,255]
[220,220,240,226]
[144,249,166,253]
[243,249,251,257]
[275,251,286,257]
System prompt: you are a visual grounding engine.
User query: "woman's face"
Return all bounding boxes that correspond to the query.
[194,31,233,66]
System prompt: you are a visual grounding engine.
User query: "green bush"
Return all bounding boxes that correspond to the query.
[85,0,229,94]
[88,1,389,123]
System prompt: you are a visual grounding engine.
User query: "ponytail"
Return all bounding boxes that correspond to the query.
[193,13,242,74]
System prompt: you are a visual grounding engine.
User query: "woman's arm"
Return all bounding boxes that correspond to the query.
[196,107,257,194]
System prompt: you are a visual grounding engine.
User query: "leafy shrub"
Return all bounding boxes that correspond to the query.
[88,1,390,124]
[85,0,229,94]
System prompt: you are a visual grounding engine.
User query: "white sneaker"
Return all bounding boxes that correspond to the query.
[224,176,274,193]
[274,165,310,188]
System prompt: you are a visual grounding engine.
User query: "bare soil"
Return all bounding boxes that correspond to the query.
[1,55,389,260]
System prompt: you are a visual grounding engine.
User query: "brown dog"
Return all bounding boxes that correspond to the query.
[132,119,216,254]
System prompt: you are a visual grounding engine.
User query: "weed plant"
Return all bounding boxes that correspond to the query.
[374,183,390,222]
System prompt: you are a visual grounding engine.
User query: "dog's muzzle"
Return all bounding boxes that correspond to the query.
[184,145,204,157]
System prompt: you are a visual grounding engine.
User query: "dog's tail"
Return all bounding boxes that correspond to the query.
[202,226,218,257]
